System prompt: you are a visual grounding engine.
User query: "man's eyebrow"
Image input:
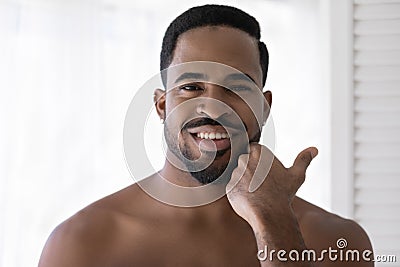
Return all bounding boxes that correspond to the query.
[174,72,207,83]
[224,73,256,84]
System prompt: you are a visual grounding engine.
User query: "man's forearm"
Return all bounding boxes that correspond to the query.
[250,204,313,267]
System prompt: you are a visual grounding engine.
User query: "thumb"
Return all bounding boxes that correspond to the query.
[292,147,318,173]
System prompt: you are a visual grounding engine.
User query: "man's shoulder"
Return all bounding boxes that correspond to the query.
[297,197,373,256]
[39,183,153,266]
[54,182,152,239]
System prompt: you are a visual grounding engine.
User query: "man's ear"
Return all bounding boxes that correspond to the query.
[262,90,272,124]
[154,88,166,120]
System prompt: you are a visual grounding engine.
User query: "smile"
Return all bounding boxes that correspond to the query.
[195,132,229,140]
[187,126,231,151]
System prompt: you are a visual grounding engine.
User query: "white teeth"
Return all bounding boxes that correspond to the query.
[195,132,228,140]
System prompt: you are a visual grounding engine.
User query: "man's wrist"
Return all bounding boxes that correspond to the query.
[248,201,294,231]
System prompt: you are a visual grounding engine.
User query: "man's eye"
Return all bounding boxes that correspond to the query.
[180,84,203,91]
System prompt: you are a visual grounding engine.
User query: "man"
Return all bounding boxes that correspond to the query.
[39,5,373,267]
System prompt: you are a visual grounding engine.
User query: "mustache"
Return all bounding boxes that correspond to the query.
[182,117,246,131]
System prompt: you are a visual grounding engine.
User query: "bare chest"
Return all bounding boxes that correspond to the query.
[109,221,261,267]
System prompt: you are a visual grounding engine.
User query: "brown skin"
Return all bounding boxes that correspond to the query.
[39,26,373,267]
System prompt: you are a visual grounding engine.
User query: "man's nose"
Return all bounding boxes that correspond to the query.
[197,85,232,119]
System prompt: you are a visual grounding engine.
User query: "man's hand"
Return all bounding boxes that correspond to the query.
[226,143,318,226]
[226,143,318,266]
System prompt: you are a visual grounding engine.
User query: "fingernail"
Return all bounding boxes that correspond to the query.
[310,149,318,159]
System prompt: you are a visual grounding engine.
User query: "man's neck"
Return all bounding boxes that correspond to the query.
[144,157,235,221]
[159,157,203,187]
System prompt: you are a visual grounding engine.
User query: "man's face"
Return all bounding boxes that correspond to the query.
[157,26,270,185]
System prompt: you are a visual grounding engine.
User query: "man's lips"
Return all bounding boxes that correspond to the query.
[191,133,231,151]
[186,125,234,151]
[182,117,245,151]
[187,125,228,135]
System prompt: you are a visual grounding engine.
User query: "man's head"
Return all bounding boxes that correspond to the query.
[154,5,272,185]
[160,4,269,87]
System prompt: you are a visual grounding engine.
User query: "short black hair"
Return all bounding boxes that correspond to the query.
[160,4,269,87]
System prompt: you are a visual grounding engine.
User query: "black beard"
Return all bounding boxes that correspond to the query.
[164,119,262,185]
[190,165,231,185]
[187,149,232,185]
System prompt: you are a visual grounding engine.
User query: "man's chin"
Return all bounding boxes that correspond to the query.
[189,169,229,185]
[188,157,238,185]
[188,142,249,185]
[199,147,230,159]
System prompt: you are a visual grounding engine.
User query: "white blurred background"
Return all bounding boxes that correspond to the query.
[0,0,398,266]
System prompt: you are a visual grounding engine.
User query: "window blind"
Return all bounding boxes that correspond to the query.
[353,0,400,264]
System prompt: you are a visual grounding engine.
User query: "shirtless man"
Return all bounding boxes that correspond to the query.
[39,5,373,267]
